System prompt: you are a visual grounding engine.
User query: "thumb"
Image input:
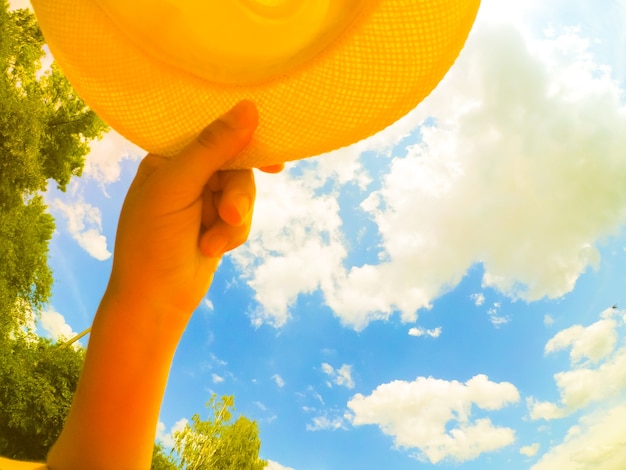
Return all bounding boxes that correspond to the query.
[165,101,258,198]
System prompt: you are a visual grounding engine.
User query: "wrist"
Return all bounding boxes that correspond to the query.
[97,279,194,347]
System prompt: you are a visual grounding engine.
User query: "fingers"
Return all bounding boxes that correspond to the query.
[163,101,258,202]
[199,216,252,258]
[212,170,256,226]
[258,163,284,173]
[200,169,256,257]
[202,169,255,228]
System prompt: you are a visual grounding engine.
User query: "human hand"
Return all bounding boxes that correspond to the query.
[105,101,271,337]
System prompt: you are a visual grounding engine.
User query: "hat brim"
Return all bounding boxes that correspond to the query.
[32,0,480,169]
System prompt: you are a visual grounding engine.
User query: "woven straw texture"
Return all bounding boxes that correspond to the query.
[31,0,480,169]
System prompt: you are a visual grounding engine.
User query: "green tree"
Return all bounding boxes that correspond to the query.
[0,334,85,461]
[0,2,109,337]
[151,443,179,470]
[173,395,267,470]
[0,195,55,335]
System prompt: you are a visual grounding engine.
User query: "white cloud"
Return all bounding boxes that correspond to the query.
[408,327,442,338]
[545,309,618,365]
[212,373,224,384]
[273,374,285,388]
[477,0,545,28]
[544,314,556,326]
[529,309,626,420]
[487,303,509,327]
[532,403,626,470]
[156,418,188,449]
[233,15,626,331]
[265,460,295,470]
[354,21,626,321]
[306,414,348,432]
[530,346,626,420]
[321,363,355,389]
[521,443,541,457]
[230,167,346,328]
[203,299,214,311]
[527,399,565,421]
[82,130,144,186]
[471,293,485,307]
[348,374,520,464]
[39,308,78,343]
[51,198,112,260]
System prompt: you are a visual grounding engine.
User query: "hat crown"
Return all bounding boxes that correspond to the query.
[94,0,371,85]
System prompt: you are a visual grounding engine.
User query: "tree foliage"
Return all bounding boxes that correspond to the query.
[0,195,55,335]
[151,443,179,470]
[0,2,109,337]
[0,333,84,461]
[172,395,267,470]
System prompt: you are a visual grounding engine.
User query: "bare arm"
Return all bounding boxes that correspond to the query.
[48,101,261,469]
[0,101,268,470]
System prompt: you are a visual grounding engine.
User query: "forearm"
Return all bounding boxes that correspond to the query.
[47,291,183,470]
[43,102,258,469]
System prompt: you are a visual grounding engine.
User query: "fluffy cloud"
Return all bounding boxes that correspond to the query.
[470,293,485,307]
[39,308,77,342]
[306,413,349,432]
[532,403,626,470]
[230,167,347,328]
[521,443,541,457]
[529,308,626,420]
[544,308,618,364]
[487,303,509,327]
[50,197,112,260]
[82,130,144,186]
[231,9,626,331]
[321,363,355,389]
[156,418,188,449]
[408,327,441,338]
[353,22,626,322]
[265,461,295,470]
[531,345,626,420]
[348,374,520,463]
[273,374,285,388]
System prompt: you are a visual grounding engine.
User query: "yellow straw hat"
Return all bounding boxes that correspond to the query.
[31,0,480,169]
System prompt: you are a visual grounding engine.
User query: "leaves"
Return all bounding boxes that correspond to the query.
[0,334,84,461]
[0,2,109,338]
[151,443,179,470]
[172,395,266,470]
[0,195,54,336]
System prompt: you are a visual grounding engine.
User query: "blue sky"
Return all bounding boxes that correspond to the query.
[12,0,626,468]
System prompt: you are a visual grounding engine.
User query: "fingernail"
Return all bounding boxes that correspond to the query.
[206,233,229,257]
[235,195,251,220]
[221,101,258,130]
